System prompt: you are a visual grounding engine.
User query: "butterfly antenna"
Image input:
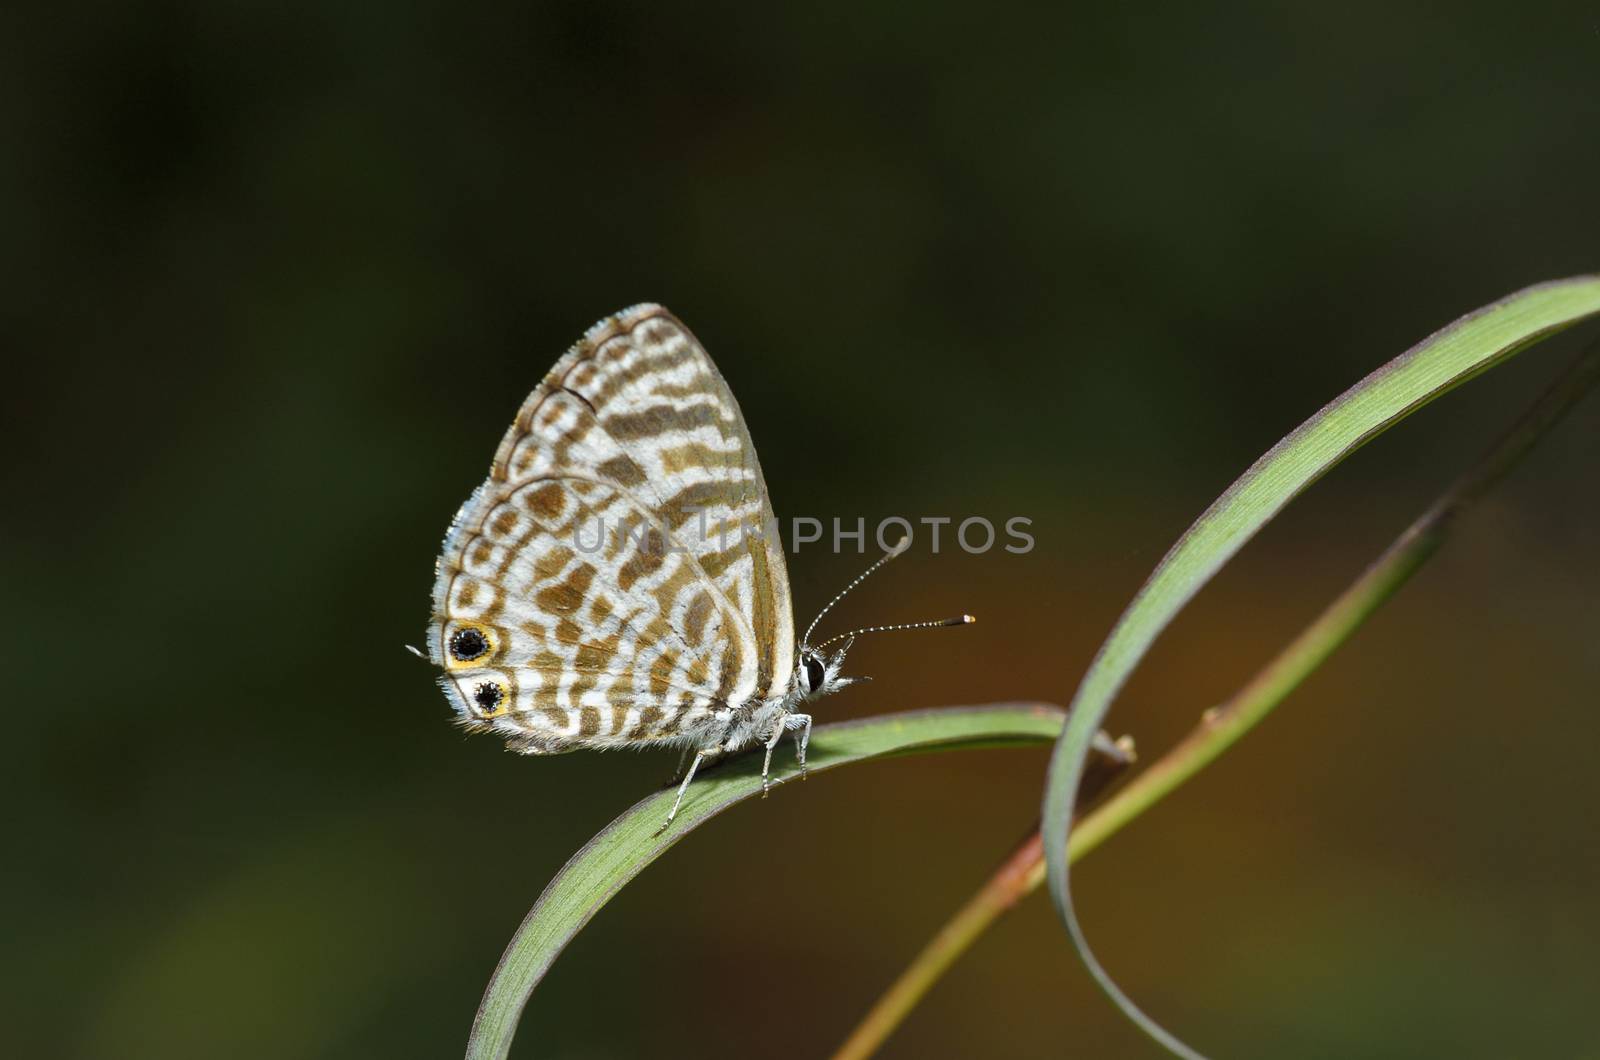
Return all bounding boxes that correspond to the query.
[802,535,912,647]
[813,614,975,652]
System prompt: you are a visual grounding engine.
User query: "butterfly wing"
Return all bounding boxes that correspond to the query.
[427,304,795,753]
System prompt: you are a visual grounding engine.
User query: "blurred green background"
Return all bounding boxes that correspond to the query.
[7,2,1600,1057]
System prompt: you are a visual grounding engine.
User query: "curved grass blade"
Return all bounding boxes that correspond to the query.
[469,702,1073,1060]
[1040,275,1600,1058]
[835,337,1600,1060]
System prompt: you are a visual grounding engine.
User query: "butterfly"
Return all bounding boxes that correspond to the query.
[424,304,970,829]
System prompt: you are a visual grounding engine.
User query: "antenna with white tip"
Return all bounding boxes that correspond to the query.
[801,535,911,647]
[801,535,975,652]
[812,613,975,652]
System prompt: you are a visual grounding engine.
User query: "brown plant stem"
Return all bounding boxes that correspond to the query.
[832,732,1134,1060]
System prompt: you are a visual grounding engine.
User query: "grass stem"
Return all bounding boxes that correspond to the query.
[832,339,1600,1060]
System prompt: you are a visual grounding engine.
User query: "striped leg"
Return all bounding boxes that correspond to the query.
[659,747,715,834]
[789,713,812,780]
[658,717,735,834]
[760,724,785,798]
[757,712,813,797]
[665,745,693,786]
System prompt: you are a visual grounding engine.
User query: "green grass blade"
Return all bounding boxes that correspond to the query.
[1039,276,1600,1058]
[469,702,1070,1060]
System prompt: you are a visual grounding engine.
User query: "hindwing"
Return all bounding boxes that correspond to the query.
[427,304,795,751]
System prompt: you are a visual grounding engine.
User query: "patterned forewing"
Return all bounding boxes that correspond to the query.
[428,305,794,751]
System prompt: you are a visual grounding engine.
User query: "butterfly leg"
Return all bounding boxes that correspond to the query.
[658,746,716,835]
[788,713,812,780]
[760,724,785,799]
[664,745,693,787]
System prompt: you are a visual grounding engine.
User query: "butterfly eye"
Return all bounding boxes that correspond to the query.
[450,627,490,662]
[802,655,826,695]
[473,681,504,714]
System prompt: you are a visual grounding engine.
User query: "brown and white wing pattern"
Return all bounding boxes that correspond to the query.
[426,304,795,753]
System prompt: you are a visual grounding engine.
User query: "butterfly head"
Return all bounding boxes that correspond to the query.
[796,640,869,702]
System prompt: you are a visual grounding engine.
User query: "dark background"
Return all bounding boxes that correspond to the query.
[7,3,1600,1057]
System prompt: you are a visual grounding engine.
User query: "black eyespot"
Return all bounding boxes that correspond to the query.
[473,682,503,713]
[803,655,826,694]
[450,627,489,662]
